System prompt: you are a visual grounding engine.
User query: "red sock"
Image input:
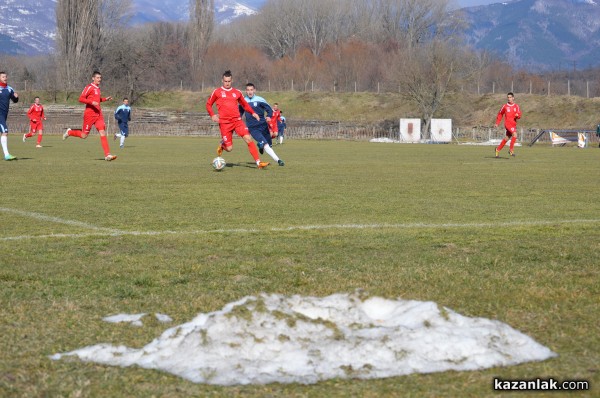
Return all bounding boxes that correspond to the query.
[36,134,43,145]
[509,136,517,151]
[497,139,507,151]
[100,135,110,156]
[69,129,84,138]
[25,132,34,138]
[247,141,260,162]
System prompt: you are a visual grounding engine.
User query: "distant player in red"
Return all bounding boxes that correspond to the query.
[206,70,269,169]
[63,71,116,161]
[23,96,46,148]
[495,92,521,157]
[269,103,281,138]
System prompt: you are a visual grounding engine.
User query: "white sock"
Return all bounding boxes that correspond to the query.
[1,135,9,156]
[263,144,279,162]
[120,136,125,146]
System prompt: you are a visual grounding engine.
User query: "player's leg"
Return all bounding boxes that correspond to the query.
[24,123,36,140]
[65,117,91,139]
[1,122,15,160]
[496,130,509,156]
[219,123,234,154]
[260,125,283,165]
[36,128,43,147]
[120,126,127,148]
[509,132,517,156]
[95,118,115,160]
[234,120,265,166]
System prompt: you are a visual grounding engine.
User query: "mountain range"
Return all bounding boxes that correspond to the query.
[0,0,599,72]
[460,0,600,71]
[0,0,263,55]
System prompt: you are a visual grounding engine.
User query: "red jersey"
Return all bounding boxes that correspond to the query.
[27,103,45,122]
[206,86,254,123]
[269,109,281,132]
[495,102,521,133]
[79,83,108,115]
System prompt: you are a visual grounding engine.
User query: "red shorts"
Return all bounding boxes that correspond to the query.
[219,119,249,147]
[29,120,43,133]
[505,128,517,137]
[82,112,106,134]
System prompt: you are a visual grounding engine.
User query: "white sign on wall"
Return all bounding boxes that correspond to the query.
[430,119,452,143]
[400,118,421,143]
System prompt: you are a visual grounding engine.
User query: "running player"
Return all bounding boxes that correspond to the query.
[23,96,46,148]
[206,70,269,169]
[114,97,131,148]
[495,92,521,157]
[63,71,117,161]
[242,83,284,166]
[0,71,19,160]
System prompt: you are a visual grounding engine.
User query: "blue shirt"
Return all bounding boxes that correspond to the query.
[241,95,273,129]
[278,115,286,131]
[0,85,18,120]
[114,104,131,123]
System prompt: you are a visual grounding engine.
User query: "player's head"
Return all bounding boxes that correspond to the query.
[222,70,233,89]
[34,96,40,104]
[245,83,256,98]
[273,102,279,110]
[0,72,7,84]
[507,92,514,103]
[92,71,102,85]
[123,97,129,105]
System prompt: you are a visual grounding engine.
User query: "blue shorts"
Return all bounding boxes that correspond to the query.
[118,121,129,137]
[248,123,272,146]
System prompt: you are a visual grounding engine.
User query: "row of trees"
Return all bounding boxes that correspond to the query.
[2,0,600,128]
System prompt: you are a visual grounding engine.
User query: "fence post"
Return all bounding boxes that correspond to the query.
[530,80,532,94]
[291,79,294,91]
[548,81,550,96]
[568,79,570,96]
[587,81,589,98]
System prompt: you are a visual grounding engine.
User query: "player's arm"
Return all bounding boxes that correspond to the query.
[515,105,521,120]
[27,105,34,120]
[79,87,93,105]
[101,96,112,102]
[10,88,18,103]
[206,91,219,122]
[494,105,505,127]
[41,106,46,120]
[239,96,259,121]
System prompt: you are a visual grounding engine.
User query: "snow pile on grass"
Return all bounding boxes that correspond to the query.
[52,293,556,385]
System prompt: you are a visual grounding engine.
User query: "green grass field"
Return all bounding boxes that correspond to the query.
[1,136,598,397]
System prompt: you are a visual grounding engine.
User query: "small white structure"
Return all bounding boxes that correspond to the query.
[400,118,421,142]
[430,119,452,143]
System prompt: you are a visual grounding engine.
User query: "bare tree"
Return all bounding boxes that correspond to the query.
[395,40,464,135]
[189,0,214,81]
[55,0,100,93]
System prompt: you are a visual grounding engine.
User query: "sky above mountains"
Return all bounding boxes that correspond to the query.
[457,0,501,6]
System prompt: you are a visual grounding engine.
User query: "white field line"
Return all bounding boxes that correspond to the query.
[1,218,599,242]
[0,207,127,235]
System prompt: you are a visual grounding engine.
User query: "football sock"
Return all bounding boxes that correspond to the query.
[36,134,43,145]
[1,135,9,156]
[100,135,110,156]
[247,141,260,161]
[263,144,280,162]
[25,132,35,138]
[497,139,507,151]
[509,136,517,151]
[120,136,125,147]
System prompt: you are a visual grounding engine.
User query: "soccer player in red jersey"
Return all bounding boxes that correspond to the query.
[206,70,269,169]
[269,103,281,138]
[494,92,521,157]
[63,71,117,161]
[23,96,46,148]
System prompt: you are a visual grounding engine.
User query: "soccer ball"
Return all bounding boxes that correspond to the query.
[212,156,226,171]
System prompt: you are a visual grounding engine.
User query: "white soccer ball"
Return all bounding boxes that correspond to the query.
[212,156,226,171]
